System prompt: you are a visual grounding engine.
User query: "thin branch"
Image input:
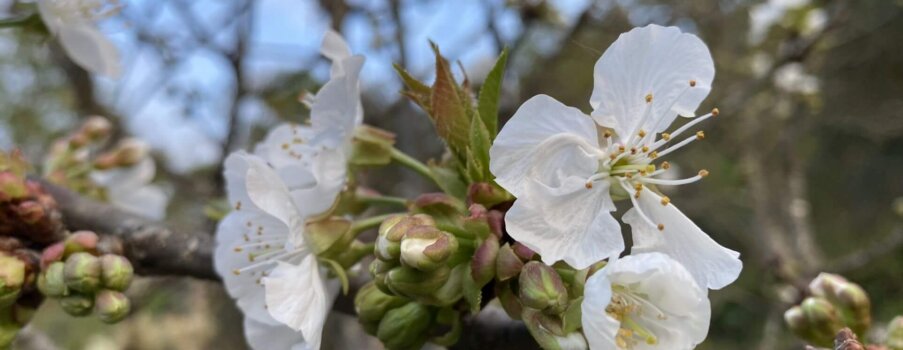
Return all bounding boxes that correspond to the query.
[829,226,903,273]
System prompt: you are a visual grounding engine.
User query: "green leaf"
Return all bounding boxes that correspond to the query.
[562,297,584,334]
[320,258,350,295]
[429,42,473,164]
[477,48,508,140]
[467,113,492,182]
[428,162,468,199]
[394,64,431,112]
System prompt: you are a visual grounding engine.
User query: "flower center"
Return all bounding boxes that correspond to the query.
[606,285,667,349]
[228,214,307,285]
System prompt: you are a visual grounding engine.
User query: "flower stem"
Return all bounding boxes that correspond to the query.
[390,147,440,186]
[351,213,401,236]
[357,195,409,208]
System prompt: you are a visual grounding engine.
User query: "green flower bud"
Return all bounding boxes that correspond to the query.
[801,297,843,347]
[63,231,99,257]
[100,255,133,291]
[376,214,434,261]
[354,282,408,326]
[369,259,396,295]
[835,283,871,336]
[95,290,130,323]
[470,238,499,287]
[430,264,466,307]
[81,116,112,140]
[496,243,524,282]
[0,254,25,307]
[113,139,149,167]
[399,226,458,271]
[887,316,903,350]
[60,293,94,317]
[63,252,101,293]
[467,182,512,209]
[785,305,814,343]
[386,266,450,299]
[519,261,568,315]
[376,302,433,350]
[38,261,68,298]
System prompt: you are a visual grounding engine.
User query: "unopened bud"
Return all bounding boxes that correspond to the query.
[785,306,814,343]
[64,231,99,256]
[496,243,525,282]
[0,254,25,307]
[386,266,450,299]
[809,273,847,298]
[519,262,568,315]
[38,261,68,298]
[376,214,434,261]
[886,316,903,350]
[354,282,408,325]
[835,283,871,336]
[399,226,458,271]
[13,201,44,224]
[369,259,396,295]
[60,293,94,316]
[512,242,536,261]
[95,290,130,323]
[470,238,499,286]
[81,117,112,140]
[100,255,133,291]
[0,172,27,200]
[412,193,466,221]
[63,252,101,293]
[467,182,512,208]
[376,302,433,350]
[40,243,65,269]
[114,139,149,166]
[801,297,843,347]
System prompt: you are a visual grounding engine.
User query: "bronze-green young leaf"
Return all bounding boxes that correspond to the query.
[476,47,508,140]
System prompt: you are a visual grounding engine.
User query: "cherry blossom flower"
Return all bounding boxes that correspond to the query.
[37,0,121,77]
[582,253,710,350]
[91,140,168,220]
[489,24,741,289]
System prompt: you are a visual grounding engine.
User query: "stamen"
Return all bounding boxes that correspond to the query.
[654,134,700,159]
[619,180,657,228]
[689,79,697,87]
[657,223,665,231]
[660,196,670,205]
[637,173,706,186]
[661,161,671,169]
[651,110,716,151]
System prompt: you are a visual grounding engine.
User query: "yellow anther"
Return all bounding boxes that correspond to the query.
[661,161,671,169]
[634,191,641,199]
[630,147,637,155]
[618,145,626,153]
[585,182,593,189]
[603,130,612,138]
[696,131,705,140]
[641,146,649,153]
[660,196,670,206]
[712,107,720,116]
[649,151,658,159]
[645,94,653,103]
[634,183,643,191]
[232,269,240,276]
[234,247,243,252]
[234,201,242,211]
[699,169,710,177]
[661,133,671,141]
[657,223,665,231]
[609,154,617,161]
[638,130,647,138]
[281,143,289,150]
[689,79,697,87]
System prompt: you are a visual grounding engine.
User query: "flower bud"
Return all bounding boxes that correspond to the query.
[886,316,903,350]
[801,297,843,347]
[0,172,27,201]
[95,290,130,323]
[785,305,815,343]
[12,201,44,224]
[60,293,94,316]
[809,273,847,298]
[412,193,466,223]
[399,226,458,271]
[81,116,112,140]
[64,231,99,257]
[512,242,536,261]
[0,254,24,307]
[470,238,499,286]
[519,261,568,315]
[40,242,65,269]
[113,139,149,167]
[496,243,524,282]
[467,182,512,208]
[369,259,396,295]
[835,283,871,336]
[386,266,450,299]
[38,261,68,298]
[354,282,408,325]
[100,255,133,291]
[376,214,434,262]
[63,252,102,293]
[376,302,433,350]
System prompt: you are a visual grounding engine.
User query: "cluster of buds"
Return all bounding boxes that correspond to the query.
[0,237,42,348]
[785,273,872,347]
[37,231,133,324]
[356,187,509,349]
[43,116,150,202]
[0,150,66,244]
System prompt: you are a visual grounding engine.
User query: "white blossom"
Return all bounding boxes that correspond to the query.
[90,140,168,220]
[37,0,121,77]
[489,25,741,289]
[582,253,711,350]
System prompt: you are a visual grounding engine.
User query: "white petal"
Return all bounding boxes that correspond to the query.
[224,152,255,212]
[107,185,168,220]
[321,29,352,74]
[310,55,365,149]
[625,187,742,289]
[255,124,319,175]
[505,176,623,270]
[604,253,711,349]
[214,211,287,323]
[289,147,347,217]
[489,94,600,198]
[589,25,714,138]
[36,0,63,34]
[244,318,310,350]
[263,257,332,350]
[58,24,121,78]
[581,269,621,350]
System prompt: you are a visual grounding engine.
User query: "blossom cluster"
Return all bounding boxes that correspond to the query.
[214,25,743,350]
